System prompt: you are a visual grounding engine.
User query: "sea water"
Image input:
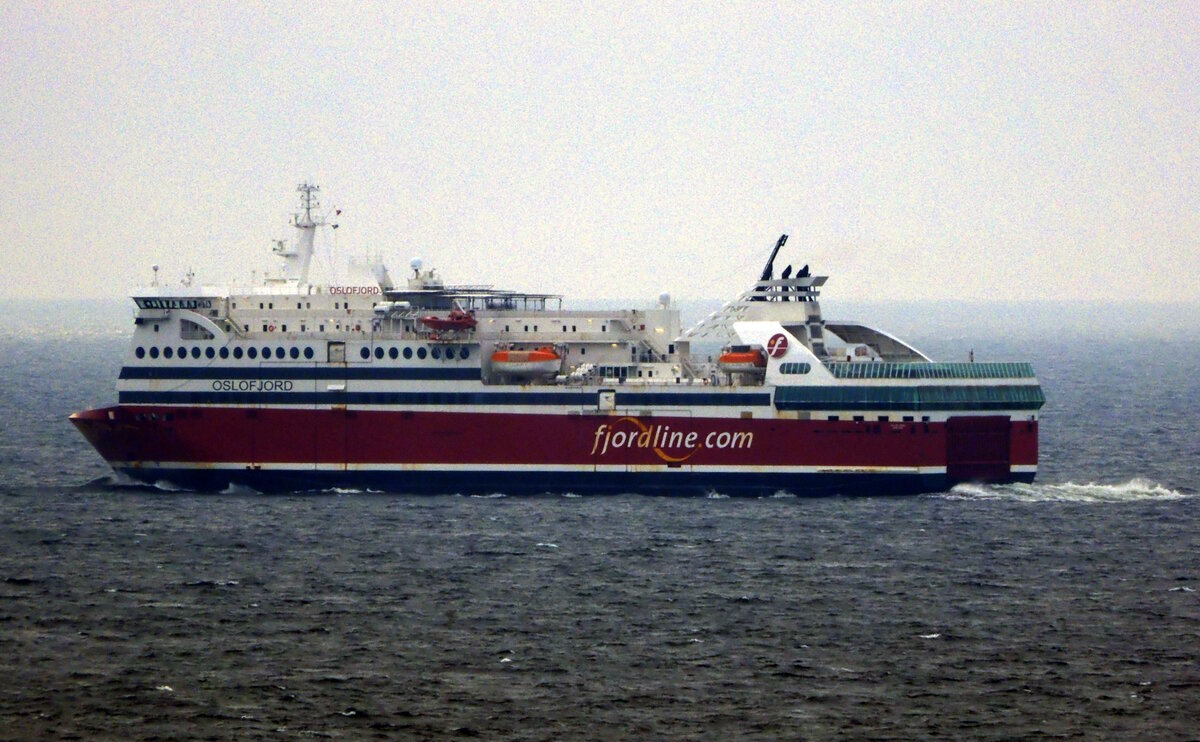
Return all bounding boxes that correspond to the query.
[1,303,1197,739]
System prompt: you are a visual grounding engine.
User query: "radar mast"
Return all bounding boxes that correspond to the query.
[272,182,326,287]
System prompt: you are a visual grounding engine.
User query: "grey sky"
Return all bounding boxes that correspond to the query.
[3,2,1197,303]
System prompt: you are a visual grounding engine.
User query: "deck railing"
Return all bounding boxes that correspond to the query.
[826,362,1036,380]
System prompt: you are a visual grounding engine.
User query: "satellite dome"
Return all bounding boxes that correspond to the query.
[659,292,671,307]
[410,257,423,272]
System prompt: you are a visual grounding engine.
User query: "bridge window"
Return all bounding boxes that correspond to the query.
[779,362,812,375]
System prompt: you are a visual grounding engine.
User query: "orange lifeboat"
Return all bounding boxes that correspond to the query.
[420,305,477,332]
[491,346,562,377]
[718,346,767,374]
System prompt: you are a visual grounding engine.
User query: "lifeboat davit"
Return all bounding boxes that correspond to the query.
[718,346,767,374]
[420,306,477,332]
[491,346,562,377]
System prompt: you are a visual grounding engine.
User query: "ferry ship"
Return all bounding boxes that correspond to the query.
[72,184,1045,495]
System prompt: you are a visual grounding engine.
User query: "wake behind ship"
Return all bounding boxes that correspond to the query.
[72,184,1044,495]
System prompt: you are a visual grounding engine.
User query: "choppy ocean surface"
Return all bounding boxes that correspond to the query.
[1,309,1198,739]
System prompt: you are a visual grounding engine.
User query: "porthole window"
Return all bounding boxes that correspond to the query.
[360,347,370,360]
[164,347,174,359]
[403,347,412,359]
[277,346,285,359]
[149,347,159,359]
[389,347,398,360]
[417,347,427,359]
[205,347,215,359]
[177,346,186,358]
[303,347,314,360]
[459,347,470,360]
[135,346,145,359]
[191,347,201,359]
[431,347,441,359]
[290,347,299,359]
[262,347,272,359]
[374,347,384,360]
[233,347,243,359]
[219,347,229,359]
[248,347,258,359]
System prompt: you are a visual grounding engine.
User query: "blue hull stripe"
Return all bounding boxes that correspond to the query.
[115,467,1037,496]
[120,366,481,381]
[117,390,773,407]
[774,384,1045,412]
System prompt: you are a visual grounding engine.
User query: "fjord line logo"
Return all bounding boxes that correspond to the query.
[589,417,754,462]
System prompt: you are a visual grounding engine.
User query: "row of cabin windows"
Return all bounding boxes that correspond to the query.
[229,301,347,311]
[241,324,327,333]
[505,324,603,333]
[136,345,317,361]
[359,345,471,361]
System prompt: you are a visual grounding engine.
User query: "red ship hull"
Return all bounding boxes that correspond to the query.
[71,405,1037,495]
